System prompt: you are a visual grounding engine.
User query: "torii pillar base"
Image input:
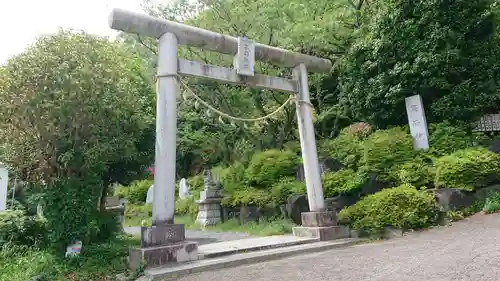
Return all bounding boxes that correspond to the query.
[292,211,350,241]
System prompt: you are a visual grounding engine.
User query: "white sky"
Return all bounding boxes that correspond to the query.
[0,0,151,63]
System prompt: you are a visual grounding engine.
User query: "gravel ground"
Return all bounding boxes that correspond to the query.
[124,227,252,245]
[175,213,500,281]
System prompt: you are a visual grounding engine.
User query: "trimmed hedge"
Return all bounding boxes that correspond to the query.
[360,127,415,182]
[338,184,438,231]
[245,149,300,188]
[322,169,366,198]
[270,177,306,206]
[392,157,435,189]
[434,147,500,191]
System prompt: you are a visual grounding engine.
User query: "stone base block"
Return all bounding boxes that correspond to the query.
[140,224,185,248]
[196,202,222,226]
[301,211,336,227]
[129,241,198,270]
[293,225,350,241]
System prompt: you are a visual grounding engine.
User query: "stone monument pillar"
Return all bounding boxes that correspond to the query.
[195,169,223,226]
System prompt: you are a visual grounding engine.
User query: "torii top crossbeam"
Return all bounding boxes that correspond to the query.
[108,8,332,73]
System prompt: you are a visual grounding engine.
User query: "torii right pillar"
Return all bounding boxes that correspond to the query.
[291,63,350,240]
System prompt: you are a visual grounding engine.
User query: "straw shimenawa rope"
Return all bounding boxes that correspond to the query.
[156,73,315,123]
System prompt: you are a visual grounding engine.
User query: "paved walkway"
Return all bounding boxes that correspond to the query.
[124,226,251,245]
[175,213,500,281]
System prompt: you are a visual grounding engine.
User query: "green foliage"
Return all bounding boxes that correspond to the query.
[43,178,104,250]
[87,211,123,243]
[338,184,438,231]
[188,175,204,193]
[245,149,300,188]
[483,192,500,214]
[124,204,152,227]
[322,169,367,198]
[339,0,500,128]
[392,158,435,189]
[0,30,154,249]
[222,188,271,207]
[428,122,486,156]
[215,162,248,193]
[175,197,198,218]
[270,177,306,206]
[0,210,47,249]
[434,147,500,191]
[0,235,139,281]
[124,179,153,204]
[360,127,415,181]
[320,133,363,169]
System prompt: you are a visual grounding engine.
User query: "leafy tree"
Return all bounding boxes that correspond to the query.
[0,30,154,247]
[339,0,500,128]
[124,0,381,174]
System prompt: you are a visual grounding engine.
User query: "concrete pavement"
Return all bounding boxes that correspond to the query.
[174,213,500,281]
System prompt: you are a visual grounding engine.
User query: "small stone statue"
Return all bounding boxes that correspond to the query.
[203,168,214,191]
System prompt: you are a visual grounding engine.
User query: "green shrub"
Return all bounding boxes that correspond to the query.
[360,127,415,181]
[0,210,47,249]
[125,179,153,204]
[245,149,300,188]
[87,210,122,242]
[320,134,363,169]
[392,158,435,189]
[214,162,247,193]
[222,188,271,207]
[434,147,500,191]
[483,192,500,214]
[175,196,198,218]
[338,184,438,231]
[270,177,306,206]
[124,203,152,226]
[322,169,366,198]
[340,122,373,139]
[428,122,487,157]
[188,175,204,194]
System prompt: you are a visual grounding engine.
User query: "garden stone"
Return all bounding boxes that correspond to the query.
[383,226,404,239]
[324,195,359,213]
[432,188,475,212]
[295,157,343,181]
[359,173,387,196]
[488,139,500,154]
[474,184,500,201]
[286,194,309,225]
[240,205,260,224]
[179,178,191,199]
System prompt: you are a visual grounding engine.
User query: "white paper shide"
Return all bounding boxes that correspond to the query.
[405,94,429,150]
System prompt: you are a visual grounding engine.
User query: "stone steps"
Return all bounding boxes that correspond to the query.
[198,235,319,259]
[144,236,361,280]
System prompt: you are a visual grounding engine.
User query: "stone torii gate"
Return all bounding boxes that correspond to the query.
[109,8,347,269]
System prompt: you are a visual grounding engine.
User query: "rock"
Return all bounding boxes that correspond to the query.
[474,184,500,201]
[240,206,260,224]
[488,139,500,154]
[324,195,359,213]
[432,188,475,212]
[296,157,343,181]
[359,173,387,196]
[383,226,403,239]
[286,194,309,225]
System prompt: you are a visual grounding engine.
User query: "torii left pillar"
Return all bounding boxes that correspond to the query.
[128,32,198,270]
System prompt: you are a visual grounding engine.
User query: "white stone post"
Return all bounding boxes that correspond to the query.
[293,63,325,212]
[153,32,178,225]
[0,164,7,211]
